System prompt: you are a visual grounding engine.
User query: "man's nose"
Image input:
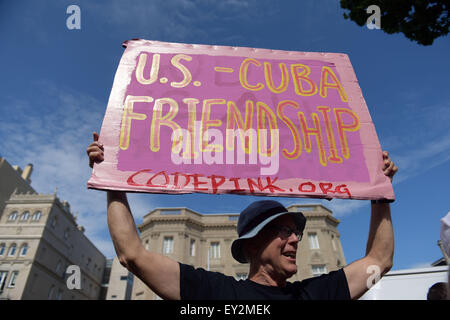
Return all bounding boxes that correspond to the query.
[287,232,299,245]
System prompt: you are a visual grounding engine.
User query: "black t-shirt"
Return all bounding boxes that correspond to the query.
[179,263,351,300]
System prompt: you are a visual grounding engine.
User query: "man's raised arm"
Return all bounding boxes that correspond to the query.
[343,151,398,300]
[87,133,181,300]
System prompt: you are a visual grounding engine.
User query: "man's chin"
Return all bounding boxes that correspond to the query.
[285,266,297,278]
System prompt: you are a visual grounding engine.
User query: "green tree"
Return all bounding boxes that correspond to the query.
[340,0,449,45]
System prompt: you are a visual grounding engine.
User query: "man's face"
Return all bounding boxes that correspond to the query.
[249,215,300,280]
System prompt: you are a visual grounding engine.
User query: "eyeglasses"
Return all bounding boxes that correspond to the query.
[267,225,303,242]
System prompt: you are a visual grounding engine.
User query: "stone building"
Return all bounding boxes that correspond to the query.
[104,256,133,300]
[0,158,35,217]
[0,157,106,300]
[131,203,346,300]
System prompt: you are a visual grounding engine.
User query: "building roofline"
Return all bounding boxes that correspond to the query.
[144,207,240,219]
[287,203,333,214]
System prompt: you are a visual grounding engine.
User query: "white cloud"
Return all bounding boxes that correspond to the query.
[391,133,450,185]
[84,0,278,44]
[0,81,112,256]
[278,197,368,218]
[408,261,433,270]
[379,93,450,185]
[324,199,369,218]
[127,193,153,220]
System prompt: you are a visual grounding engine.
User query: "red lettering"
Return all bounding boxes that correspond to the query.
[146,171,169,188]
[126,170,352,199]
[172,172,191,189]
[335,184,351,197]
[127,169,152,186]
[319,182,334,195]
[298,182,316,193]
[262,177,285,193]
[229,177,245,193]
[189,174,209,191]
[247,178,264,193]
[208,175,226,194]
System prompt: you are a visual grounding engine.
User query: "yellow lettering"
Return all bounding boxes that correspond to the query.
[119,96,152,150]
[150,98,182,153]
[239,58,264,91]
[200,99,225,152]
[170,54,192,88]
[135,53,160,85]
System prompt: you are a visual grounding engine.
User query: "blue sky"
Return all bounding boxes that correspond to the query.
[0,0,449,271]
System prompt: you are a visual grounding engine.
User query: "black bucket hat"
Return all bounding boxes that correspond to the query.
[231,200,306,263]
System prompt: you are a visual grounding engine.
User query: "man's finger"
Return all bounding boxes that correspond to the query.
[86,143,104,152]
[88,151,104,168]
[383,161,394,175]
[93,132,99,142]
[86,146,103,158]
[89,151,104,160]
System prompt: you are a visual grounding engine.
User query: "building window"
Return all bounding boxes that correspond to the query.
[0,243,5,256]
[145,240,149,251]
[190,239,196,257]
[8,271,19,288]
[32,211,42,221]
[56,289,63,300]
[48,285,55,300]
[51,216,58,228]
[331,235,337,251]
[210,242,220,259]
[8,212,18,221]
[235,273,248,280]
[308,233,320,250]
[162,236,174,254]
[0,271,8,291]
[56,260,62,273]
[311,265,327,277]
[20,211,30,221]
[19,244,28,256]
[64,228,70,240]
[8,244,17,257]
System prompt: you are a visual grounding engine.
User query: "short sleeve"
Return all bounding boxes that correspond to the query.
[179,263,237,300]
[295,269,351,300]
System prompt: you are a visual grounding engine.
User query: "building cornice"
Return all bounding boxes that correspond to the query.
[139,215,238,231]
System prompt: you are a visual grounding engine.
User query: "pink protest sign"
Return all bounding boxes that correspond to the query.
[88,39,394,200]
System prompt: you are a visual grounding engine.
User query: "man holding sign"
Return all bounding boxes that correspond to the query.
[87,133,397,299]
[87,39,398,299]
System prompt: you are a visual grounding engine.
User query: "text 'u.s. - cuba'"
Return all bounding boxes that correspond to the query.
[119,53,360,175]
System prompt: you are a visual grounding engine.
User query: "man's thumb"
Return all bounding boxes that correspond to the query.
[93,132,99,142]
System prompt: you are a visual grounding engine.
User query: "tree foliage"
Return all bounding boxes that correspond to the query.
[340,0,449,45]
